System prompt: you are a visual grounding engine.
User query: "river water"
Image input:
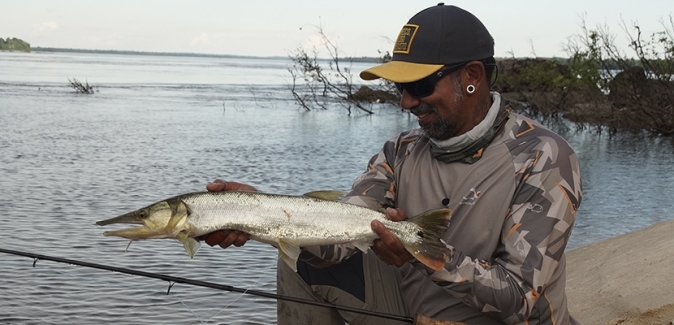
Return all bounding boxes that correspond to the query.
[0,51,673,324]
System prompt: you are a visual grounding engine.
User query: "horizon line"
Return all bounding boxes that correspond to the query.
[29,46,389,63]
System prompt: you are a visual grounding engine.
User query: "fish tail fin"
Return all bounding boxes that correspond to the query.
[404,208,452,271]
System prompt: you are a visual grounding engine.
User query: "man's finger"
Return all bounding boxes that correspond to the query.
[371,220,400,246]
[233,232,251,247]
[371,239,392,262]
[371,220,414,267]
[218,230,239,249]
[204,230,227,246]
[206,179,257,192]
[206,181,226,192]
[386,207,408,221]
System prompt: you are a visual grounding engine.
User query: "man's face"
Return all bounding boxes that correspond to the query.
[402,72,468,140]
[409,102,458,140]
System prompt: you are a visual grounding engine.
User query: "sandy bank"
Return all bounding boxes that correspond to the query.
[566,219,674,325]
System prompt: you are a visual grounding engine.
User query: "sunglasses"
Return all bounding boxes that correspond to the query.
[395,62,467,98]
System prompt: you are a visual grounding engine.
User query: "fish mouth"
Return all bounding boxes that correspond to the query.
[96,212,144,226]
[97,214,151,239]
[102,226,150,238]
[96,200,188,240]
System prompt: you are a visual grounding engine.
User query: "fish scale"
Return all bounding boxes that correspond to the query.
[183,192,388,245]
[97,191,453,272]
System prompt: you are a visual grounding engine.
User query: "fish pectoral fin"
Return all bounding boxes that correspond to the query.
[353,240,370,253]
[177,232,200,258]
[277,239,301,272]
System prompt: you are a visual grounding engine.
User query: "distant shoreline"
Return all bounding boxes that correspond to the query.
[8,47,562,63]
[31,46,285,59]
[30,46,385,63]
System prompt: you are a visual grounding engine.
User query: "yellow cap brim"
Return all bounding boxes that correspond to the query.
[359,61,444,83]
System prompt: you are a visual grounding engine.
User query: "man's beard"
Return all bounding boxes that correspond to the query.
[411,76,464,140]
[410,103,458,140]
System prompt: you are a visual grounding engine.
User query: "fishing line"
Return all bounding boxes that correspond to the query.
[0,248,414,323]
[204,254,282,324]
[168,291,208,324]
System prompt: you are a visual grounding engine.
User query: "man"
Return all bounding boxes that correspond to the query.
[203,3,582,324]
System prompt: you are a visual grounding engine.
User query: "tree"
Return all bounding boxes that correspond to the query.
[495,16,674,136]
[287,24,398,115]
[563,16,674,135]
[0,37,31,52]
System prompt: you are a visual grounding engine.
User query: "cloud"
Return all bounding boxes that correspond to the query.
[191,33,212,46]
[33,21,59,34]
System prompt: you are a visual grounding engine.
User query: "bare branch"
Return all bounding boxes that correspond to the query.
[287,22,396,115]
[68,77,95,94]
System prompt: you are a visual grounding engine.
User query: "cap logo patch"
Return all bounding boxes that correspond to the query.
[393,24,419,54]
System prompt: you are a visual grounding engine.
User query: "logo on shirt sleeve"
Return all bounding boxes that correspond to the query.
[460,188,482,206]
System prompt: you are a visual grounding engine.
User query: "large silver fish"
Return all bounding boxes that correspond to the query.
[96,191,452,271]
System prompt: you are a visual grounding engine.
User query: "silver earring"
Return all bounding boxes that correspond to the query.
[466,85,475,94]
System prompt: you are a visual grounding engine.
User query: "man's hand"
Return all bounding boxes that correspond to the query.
[371,207,414,267]
[206,179,256,192]
[200,179,254,249]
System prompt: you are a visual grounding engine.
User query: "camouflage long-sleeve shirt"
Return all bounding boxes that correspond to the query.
[302,95,582,324]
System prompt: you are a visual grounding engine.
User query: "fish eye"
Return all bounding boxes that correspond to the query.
[139,211,147,218]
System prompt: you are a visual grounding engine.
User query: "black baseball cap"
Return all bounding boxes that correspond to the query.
[360,3,494,83]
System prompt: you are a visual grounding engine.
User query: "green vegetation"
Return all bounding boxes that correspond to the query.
[0,37,30,52]
[497,16,674,136]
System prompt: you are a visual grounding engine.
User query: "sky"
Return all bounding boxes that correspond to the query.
[3,1,673,58]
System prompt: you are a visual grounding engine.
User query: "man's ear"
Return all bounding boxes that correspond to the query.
[461,61,486,89]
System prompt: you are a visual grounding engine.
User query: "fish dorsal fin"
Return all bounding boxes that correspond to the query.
[177,230,201,258]
[302,190,346,202]
[277,238,301,272]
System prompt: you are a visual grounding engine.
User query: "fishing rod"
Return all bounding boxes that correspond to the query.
[0,248,414,323]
